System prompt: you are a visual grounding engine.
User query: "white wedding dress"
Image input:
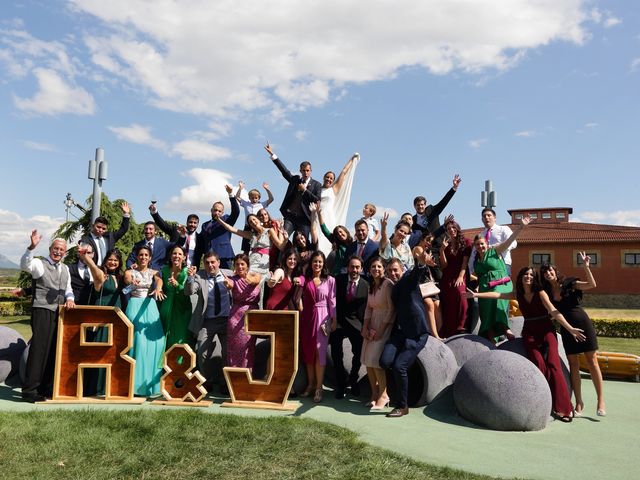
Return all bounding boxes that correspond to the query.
[317,156,359,254]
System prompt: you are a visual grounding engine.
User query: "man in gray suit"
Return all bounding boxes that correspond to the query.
[185,250,231,394]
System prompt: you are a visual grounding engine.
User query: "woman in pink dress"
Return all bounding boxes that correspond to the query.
[438,219,472,338]
[300,251,336,403]
[361,256,395,410]
[225,254,262,368]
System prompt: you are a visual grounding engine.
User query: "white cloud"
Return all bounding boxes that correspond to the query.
[573,210,640,226]
[22,140,58,152]
[375,206,399,220]
[109,123,167,150]
[171,139,232,162]
[603,17,622,28]
[294,130,308,142]
[0,209,64,264]
[469,138,488,149]
[165,168,236,212]
[515,130,536,137]
[13,67,95,116]
[584,122,598,128]
[630,58,640,72]
[71,0,593,120]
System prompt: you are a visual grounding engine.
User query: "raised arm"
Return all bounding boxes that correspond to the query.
[226,185,240,226]
[574,252,597,290]
[379,212,390,252]
[149,204,174,237]
[495,214,532,256]
[216,216,252,239]
[427,175,461,222]
[79,247,106,292]
[234,181,244,202]
[113,201,131,242]
[539,290,586,342]
[262,182,274,207]
[332,153,358,193]
[265,142,294,182]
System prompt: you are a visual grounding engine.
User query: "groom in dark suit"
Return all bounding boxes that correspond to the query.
[265,143,322,241]
[126,221,174,270]
[80,201,131,266]
[345,219,380,273]
[331,255,369,399]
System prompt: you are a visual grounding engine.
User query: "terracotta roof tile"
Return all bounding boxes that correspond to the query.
[463,222,640,244]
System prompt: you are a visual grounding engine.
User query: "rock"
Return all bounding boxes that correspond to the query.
[444,334,496,368]
[509,316,524,338]
[389,336,458,407]
[0,326,27,385]
[497,336,572,398]
[453,350,551,431]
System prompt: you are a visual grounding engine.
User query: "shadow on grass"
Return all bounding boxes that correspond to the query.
[421,388,486,430]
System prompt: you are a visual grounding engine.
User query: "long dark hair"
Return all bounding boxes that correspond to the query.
[101,249,124,285]
[305,250,329,279]
[279,248,301,277]
[515,266,541,298]
[163,244,186,266]
[331,225,352,247]
[444,219,467,254]
[368,256,386,294]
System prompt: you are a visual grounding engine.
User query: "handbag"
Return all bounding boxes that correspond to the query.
[419,269,440,298]
[419,281,440,298]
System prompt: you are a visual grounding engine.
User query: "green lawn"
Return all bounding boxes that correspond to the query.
[0,410,497,480]
[585,308,639,320]
[0,315,30,339]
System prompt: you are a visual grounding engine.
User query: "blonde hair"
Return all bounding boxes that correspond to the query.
[363,203,377,216]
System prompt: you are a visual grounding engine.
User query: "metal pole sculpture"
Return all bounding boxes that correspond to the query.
[88,147,108,223]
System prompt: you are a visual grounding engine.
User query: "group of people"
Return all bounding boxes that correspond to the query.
[19,143,605,421]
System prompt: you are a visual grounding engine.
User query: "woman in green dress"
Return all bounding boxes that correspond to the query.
[472,215,531,342]
[159,245,192,351]
[80,248,125,308]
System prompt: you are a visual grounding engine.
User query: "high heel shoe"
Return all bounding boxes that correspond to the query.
[313,389,323,403]
[363,400,375,408]
[597,408,606,417]
[370,398,390,411]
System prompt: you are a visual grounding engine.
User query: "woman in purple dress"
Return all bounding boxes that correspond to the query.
[300,251,336,403]
[224,254,262,368]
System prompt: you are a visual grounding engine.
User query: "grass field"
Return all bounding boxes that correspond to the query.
[0,410,495,480]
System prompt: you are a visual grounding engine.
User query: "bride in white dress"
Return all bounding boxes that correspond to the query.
[317,153,360,254]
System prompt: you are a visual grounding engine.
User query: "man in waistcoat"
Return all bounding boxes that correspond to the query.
[20,230,75,402]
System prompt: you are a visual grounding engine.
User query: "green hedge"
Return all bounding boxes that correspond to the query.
[0,300,30,316]
[592,318,640,339]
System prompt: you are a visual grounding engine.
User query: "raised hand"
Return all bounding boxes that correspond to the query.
[452,174,462,190]
[149,203,158,214]
[29,229,42,250]
[262,182,270,190]
[238,180,245,190]
[520,214,532,227]
[121,201,130,215]
[443,213,454,225]
[264,142,274,156]
[579,251,590,268]
[381,211,390,230]
[187,265,198,277]
[224,184,233,195]
[177,224,187,236]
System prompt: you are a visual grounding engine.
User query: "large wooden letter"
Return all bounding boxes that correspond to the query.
[222,310,298,411]
[151,344,212,407]
[51,306,143,403]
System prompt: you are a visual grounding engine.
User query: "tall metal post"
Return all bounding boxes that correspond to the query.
[88,147,108,223]
[481,180,496,209]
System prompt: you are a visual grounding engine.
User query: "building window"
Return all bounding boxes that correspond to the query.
[556,212,566,219]
[624,252,640,265]
[532,253,551,265]
[542,212,551,219]
[529,213,538,219]
[514,213,523,220]
[576,252,598,266]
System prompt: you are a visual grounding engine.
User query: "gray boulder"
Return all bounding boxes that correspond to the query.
[509,316,524,338]
[453,349,551,431]
[444,334,496,368]
[0,326,27,385]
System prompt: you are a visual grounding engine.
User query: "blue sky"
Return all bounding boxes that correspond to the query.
[1,0,638,263]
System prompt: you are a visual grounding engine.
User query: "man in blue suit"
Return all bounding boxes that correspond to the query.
[345,219,380,272]
[194,185,239,269]
[126,221,174,270]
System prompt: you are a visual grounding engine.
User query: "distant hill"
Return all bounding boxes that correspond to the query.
[0,253,19,269]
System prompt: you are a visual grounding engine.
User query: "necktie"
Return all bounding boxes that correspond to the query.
[98,237,106,264]
[485,228,491,243]
[357,242,365,257]
[213,277,221,316]
[147,241,153,253]
[83,266,90,283]
[185,234,191,251]
[347,281,356,301]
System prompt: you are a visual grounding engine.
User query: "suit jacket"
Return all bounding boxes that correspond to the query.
[194,197,240,265]
[272,156,322,225]
[335,273,369,330]
[345,239,380,270]
[68,263,93,306]
[412,187,457,234]
[126,236,173,270]
[184,270,231,334]
[391,265,428,339]
[80,215,131,264]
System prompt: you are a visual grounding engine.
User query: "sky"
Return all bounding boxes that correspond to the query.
[1,0,638,264]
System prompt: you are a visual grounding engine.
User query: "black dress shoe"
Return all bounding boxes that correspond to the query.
[386,407,408,418]
[350,382,361,397]
[22,393,46,403]
[334,389,345,399]
[219,384,229,396]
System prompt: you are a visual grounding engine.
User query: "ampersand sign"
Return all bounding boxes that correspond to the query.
[160,343,207,402]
